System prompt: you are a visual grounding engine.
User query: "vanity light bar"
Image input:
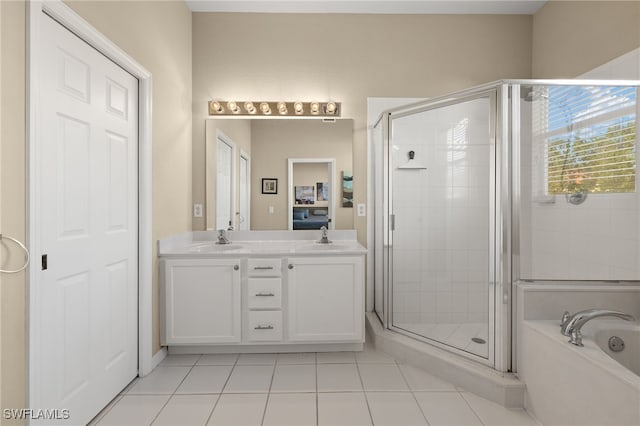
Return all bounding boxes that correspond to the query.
[208,101,341,117]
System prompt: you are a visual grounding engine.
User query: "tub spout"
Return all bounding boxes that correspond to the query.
[562,309,635,347]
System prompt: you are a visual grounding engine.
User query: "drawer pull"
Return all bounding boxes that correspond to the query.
[254,325,274,330]
[233,265,239,271]
[255,292,275,297]
[288,264,294,269]
[253,266,274,270]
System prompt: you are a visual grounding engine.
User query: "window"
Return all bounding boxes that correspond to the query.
[532,85,637,195]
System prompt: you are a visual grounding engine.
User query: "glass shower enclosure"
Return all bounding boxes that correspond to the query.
[372,80,639,370]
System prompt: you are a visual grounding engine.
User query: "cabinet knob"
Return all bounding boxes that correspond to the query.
[288,264,294,270]
[233,265,239,271]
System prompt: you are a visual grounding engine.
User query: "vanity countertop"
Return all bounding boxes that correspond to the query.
[158,230,367,257]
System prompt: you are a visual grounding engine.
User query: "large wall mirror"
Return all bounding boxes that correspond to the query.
[205,118,354,231]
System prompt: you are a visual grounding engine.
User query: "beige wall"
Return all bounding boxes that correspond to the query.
[192,13,533,243]
[1,1,27,420]
[250,119,354,230]
[204,119,252,229]
[532,1,640,78]
[0,0,192,418]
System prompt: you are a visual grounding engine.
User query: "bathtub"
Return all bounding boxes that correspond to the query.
[519,319,640,426]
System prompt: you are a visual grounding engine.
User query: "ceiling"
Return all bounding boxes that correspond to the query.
[186,0,548,15]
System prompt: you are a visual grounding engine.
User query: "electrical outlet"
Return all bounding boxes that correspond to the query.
[357,203,366,217]
[193,203,203,218]
[268,206,274,214]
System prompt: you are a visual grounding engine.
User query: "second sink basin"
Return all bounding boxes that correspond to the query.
[298,243,349,251]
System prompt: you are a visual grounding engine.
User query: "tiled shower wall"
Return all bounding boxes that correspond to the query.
[391,99,491,325]
[519,48,640,281]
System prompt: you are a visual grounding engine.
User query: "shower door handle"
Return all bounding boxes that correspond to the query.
[390,214,395,231]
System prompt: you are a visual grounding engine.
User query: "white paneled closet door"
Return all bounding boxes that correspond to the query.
[36,13,138,424]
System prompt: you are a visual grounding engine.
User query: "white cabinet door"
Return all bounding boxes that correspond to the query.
[163,258,241,344]
[287,256,364,342]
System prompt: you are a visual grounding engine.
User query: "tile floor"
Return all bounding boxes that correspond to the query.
[90,345,540,426]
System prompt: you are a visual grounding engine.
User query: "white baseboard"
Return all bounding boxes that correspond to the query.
[146,347,168,375]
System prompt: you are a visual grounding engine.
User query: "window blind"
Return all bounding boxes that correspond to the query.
[532,85,637,194]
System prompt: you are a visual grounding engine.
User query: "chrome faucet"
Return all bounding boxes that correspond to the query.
[317,226,331,244]
[216,229,231,245]
[561,309,635,346]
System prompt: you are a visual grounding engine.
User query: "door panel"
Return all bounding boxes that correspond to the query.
[36,13,138,424]
[389,95,495,363]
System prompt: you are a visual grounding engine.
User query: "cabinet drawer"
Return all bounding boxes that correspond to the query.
[247,311,282,341]
[248,278,282,309]
[247,258,282,277]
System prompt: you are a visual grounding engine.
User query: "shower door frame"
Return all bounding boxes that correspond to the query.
[376,82,511,371]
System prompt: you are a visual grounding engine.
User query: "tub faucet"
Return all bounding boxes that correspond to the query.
[561,309,635,346]
[216,229,231,245]
[317,226,331,244]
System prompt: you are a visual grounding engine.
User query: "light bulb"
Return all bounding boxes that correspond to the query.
[277,102,288,115]
[211,101,224,114]
[325,101,337,114]
[227,101,240,114]
[310,102,320,115]
[294,102,304,114]
[245,102,256,114]
[260,102,271,115]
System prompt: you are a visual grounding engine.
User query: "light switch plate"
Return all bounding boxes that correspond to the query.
[357,203,366,217]
[269,206,274,214]
[193,203,203,218]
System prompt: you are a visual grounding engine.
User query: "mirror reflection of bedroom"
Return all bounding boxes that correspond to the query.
[290,160,333,230]
[204,118,354,231]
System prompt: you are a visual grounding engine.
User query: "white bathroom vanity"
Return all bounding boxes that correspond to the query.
[158,230,366,354]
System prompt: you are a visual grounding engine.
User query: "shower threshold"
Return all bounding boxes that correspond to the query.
[366,313,525,408]
[393,321,489,358]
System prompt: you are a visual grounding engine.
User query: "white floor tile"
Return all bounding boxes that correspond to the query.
[127,367,190,395]
[414,392,483,426]
[236,353,277,365]
[152,394,218,426]
[318,392,372,426]
[207,393,267,426]
[398,364,456,391]
[88,395,123,425]
[461,392,540,426]
[270,364,316,393]
[316,351,356,363]
[197,353,239,366]
[263,393,316,426]
[365,392,428,426]
[317,363,363,392]
[175,366,233,394]
[97,395,169,426]
[355,346,396,364]
[223,365,274,393]
[276,352,316,364]
[160,354,201,367]
[358,364,409,391]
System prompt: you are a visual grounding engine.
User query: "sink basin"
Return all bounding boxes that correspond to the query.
[189,243,243,252]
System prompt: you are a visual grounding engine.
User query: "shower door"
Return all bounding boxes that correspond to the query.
[388,92,496,363]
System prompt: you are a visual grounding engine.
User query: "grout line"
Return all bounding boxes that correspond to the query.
[315,353,319,426]
[459,391,487,426]
[148,355,201,425]
[354,354,375,425]
[396,357,431,425]
[259,355,278,425]
[205,354,240,425]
